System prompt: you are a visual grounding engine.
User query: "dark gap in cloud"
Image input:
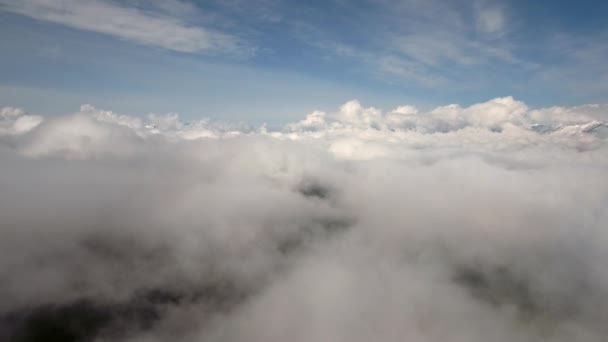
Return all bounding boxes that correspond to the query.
[80,234,172,265]
[2,299,115,342]
[1,284,250,342]
[277,217,354,256]
[296,179,332,200]
[452,263,583,324]
[454,265,538,314]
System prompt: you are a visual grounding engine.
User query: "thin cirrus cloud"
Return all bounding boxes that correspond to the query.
[475,6,506,35]
[0,0,250,55]
[289,0,523,87]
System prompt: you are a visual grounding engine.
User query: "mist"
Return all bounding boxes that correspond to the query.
[1,98,607,341]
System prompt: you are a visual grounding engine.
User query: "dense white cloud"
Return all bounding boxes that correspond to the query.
[0,98,607,341]
[0,0,249,54]
[0,107,42,136]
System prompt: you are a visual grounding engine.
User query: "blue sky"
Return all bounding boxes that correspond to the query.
[0,0,607,124]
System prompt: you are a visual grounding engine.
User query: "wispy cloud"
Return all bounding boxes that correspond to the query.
[536,32,608,97]
[289,0,524,87]
[473,2,506,36]
[214,0,283,23]
[0,0,251,55]
[375,55,449,87]
[381,1,521,71]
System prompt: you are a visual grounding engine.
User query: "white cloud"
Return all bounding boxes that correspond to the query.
[0,107,42,135]
[1,98,607,341]
[3,97,606,161]
[0,0,250,54]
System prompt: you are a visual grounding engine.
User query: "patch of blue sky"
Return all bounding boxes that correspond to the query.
[0,0,606,124]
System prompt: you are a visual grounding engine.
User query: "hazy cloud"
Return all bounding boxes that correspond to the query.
[0,98,607,341]
[474,2,506,36]
[0,0,250,54]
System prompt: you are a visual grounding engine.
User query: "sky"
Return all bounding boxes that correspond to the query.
[0,0,607,124]
[2,1,608,341]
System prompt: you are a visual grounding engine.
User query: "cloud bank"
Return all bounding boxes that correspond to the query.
[1,98,608,341]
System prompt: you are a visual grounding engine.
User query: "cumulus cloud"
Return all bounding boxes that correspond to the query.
[0,98,607,341]
[0,107,43,138]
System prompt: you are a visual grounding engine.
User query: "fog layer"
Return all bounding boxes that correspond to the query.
[1,98,607,341]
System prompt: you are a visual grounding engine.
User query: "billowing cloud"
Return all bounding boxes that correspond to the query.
[0,98,607,341]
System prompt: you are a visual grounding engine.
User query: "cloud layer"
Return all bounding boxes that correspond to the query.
[1,98,607,341]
